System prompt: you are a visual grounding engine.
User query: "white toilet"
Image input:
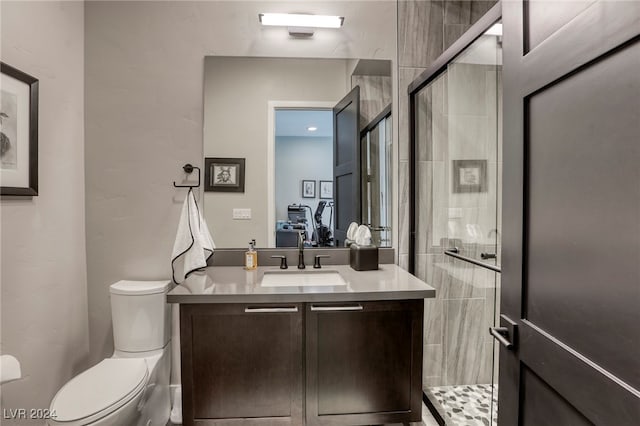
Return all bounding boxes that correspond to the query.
[48,280,172,426]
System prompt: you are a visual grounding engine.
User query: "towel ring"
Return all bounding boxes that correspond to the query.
[173,163,200,188]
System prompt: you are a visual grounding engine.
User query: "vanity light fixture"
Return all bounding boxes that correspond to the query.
[259,13,344,37]
[259,13,344,29]
[307,126,318,132]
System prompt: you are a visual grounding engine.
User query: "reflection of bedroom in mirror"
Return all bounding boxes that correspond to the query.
[275,109,334,248]
[203,56,393,248]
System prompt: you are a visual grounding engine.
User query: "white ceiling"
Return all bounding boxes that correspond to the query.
[275,109,333,138]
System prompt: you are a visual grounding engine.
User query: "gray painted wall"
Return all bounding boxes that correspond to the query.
[203,57,348,247]
[85,0,396,367]
[0,0,88,418]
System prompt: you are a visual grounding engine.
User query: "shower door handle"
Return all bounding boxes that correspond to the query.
[489,314,518,350]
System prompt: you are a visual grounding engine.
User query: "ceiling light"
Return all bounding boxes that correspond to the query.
[259,13,344,29]
[307,126,318,132]
[485,23,502,36]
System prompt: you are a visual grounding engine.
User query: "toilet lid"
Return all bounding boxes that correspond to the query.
[51,358,148,423]
[110,280,171,295]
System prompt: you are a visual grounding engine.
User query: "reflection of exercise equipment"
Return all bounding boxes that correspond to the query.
[287,205,307,223]
[314,201,334,247]
[276,203,334,247]
[276,205,308,247]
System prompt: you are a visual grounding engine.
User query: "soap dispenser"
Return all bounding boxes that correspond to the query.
[245,239,258,270]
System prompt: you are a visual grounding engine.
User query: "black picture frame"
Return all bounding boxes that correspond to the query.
[204,157,245,192]
[302,180,316,198]
[452,159,487,193]
[319,180,333,199]
[1,62,39,196]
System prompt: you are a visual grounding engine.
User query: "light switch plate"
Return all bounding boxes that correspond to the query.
[233,208,252,220]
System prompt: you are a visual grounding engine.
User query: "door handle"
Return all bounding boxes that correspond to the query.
[244,307,298,313]
[490,314,518,350]
[310,304,363,311]
[489,327,513,349]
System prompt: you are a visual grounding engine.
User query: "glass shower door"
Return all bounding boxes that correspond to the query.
[411,20,502,426]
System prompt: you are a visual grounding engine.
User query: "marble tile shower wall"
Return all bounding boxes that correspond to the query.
[396,0,499,388]
[422,262,500,387]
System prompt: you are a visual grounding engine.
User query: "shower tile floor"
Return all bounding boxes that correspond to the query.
[427,384,498,426]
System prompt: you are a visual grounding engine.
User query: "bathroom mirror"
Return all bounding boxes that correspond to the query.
[203,56,393,249]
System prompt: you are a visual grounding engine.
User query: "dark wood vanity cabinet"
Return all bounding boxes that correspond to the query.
[180,300,423,425]
[180,303,304,425]
[305,300,424,425]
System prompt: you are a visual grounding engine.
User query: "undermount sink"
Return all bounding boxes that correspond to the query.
[260,270,347,287]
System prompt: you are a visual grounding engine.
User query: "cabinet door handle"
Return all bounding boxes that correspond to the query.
[310,304,363,311]
[244,307,298,313]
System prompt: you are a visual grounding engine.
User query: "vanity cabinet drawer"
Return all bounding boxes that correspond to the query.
[180,303,303,425]
[305,300,424,426]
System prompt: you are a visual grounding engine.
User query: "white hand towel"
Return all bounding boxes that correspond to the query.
[171,188,215,284]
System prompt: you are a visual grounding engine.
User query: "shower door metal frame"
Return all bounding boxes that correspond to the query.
[406,3,502,424]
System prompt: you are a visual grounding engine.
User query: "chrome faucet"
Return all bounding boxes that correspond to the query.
[297,232,306,269]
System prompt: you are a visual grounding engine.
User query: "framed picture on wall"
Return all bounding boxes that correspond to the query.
[319,180,333,199]
[204,157,245,192]
[302,180,316,198]
[1,62,39,196]
[452,159,487,193]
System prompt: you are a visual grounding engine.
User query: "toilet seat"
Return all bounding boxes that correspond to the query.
[50,358,148,425]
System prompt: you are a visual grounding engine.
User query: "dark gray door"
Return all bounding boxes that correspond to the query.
[499,1,640,424]
[333,86,361,245]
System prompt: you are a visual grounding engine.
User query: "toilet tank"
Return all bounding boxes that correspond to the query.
[110,280,171,353]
